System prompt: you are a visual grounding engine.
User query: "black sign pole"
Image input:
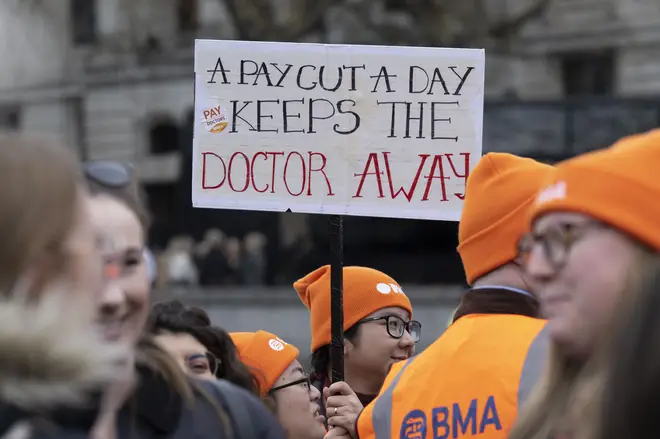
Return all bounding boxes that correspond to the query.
[329,214,344,383]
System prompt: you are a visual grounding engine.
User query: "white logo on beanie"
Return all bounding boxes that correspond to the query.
[268,338,286,351]
[537,181,566,205]
[376,283,405,295]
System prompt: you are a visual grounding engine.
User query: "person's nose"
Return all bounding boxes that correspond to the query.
[98,278,128,317]
[525,245,555,283]
[399,328,415,349]
[309,383,321,402]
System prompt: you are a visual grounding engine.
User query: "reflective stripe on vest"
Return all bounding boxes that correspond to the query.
[517,324,549,408]
[370,325,548,439]
[372,359,414,439]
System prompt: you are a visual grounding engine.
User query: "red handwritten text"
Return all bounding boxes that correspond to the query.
[201,151,335,197]
[352,152,470,201]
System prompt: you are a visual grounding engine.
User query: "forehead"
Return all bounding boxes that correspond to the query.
[154,332,207,355]
[368,306,410,320]
[280,359,304,379]
[88,195,143,248]
[534,211,591,231]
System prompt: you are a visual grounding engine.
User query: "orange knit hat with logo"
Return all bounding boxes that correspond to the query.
[457,153,554,284]
[294,265,413,352]
[531,128,660,250]
[230,330,299,396]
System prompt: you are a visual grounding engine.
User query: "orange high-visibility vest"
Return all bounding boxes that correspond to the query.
[357,314,548,439]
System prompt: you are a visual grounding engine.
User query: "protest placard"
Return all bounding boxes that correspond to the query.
[193,40,485,221]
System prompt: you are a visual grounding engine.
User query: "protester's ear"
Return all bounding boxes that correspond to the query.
[343,337,356,356]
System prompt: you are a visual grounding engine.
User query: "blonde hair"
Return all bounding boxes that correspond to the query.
[0,137,234,434]
[0,134,81,296]
[510,246,657,439]
[596,255,660,439]
[0,135,130,411]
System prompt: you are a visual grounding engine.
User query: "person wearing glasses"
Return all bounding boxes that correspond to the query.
[146,299,259,395]
[81,161,286,439]
[357,153,552,439]
[509,131,660,439]
[295,265,420,438]
[231,330,327,439]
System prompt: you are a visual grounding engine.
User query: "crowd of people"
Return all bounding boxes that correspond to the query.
[153,229,268,288]
[1,127,659,439]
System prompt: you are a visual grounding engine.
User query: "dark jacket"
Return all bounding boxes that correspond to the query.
[0,294,285,439]
[453,286,541,323]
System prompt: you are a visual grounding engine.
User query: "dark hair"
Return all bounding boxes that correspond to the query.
[453,288,540,323]
[309,324,361,391]
[146,300,260,396]
[136,335,234,436]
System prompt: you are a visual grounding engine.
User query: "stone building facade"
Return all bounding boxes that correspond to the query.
[0,0,658,252]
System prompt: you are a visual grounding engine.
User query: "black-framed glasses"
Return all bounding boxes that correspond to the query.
[518,220,605,271]
[83,160,133,188]
[186,352,219,377]
[270,375,312,393]
[358,316,421,343]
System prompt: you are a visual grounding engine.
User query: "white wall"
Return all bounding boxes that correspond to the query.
[21,100,76,149]
[618,45,660,95]
[0,0,71,90]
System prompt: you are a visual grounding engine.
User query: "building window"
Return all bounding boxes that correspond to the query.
[149,118,180,154]
[384,0,407,11]
[560,50,615,96]
[0,107,20,131]
[177,0,198,32]
[71,0,97,44]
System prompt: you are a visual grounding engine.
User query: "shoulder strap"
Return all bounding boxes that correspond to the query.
[213,380,258,439]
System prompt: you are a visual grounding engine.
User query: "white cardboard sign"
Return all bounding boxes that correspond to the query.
[193,40,484,221]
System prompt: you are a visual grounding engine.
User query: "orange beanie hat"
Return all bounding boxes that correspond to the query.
[294,266,413,352]
[457,153,554,284]
[230,330,299,395]
[531,128,660,250]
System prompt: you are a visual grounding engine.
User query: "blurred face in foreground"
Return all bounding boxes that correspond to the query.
[88,194,149,346]
[523,211,641,358]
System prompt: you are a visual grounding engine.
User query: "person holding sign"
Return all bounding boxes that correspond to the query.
[295,266,419,437]
[356,153,551,439]
[510,130,660,439]
[231,330,327,439]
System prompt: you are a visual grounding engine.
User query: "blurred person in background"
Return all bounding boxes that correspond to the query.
[0,136,129,439]
[241,231,267,286]
[82,160,286,439]
[164,236,199,287]
[296,265,419,437]
[195,228,232,286]
[510,130,660,439]
[224,237,242,284]
[231,330,327,439]
[146,299,259,395]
